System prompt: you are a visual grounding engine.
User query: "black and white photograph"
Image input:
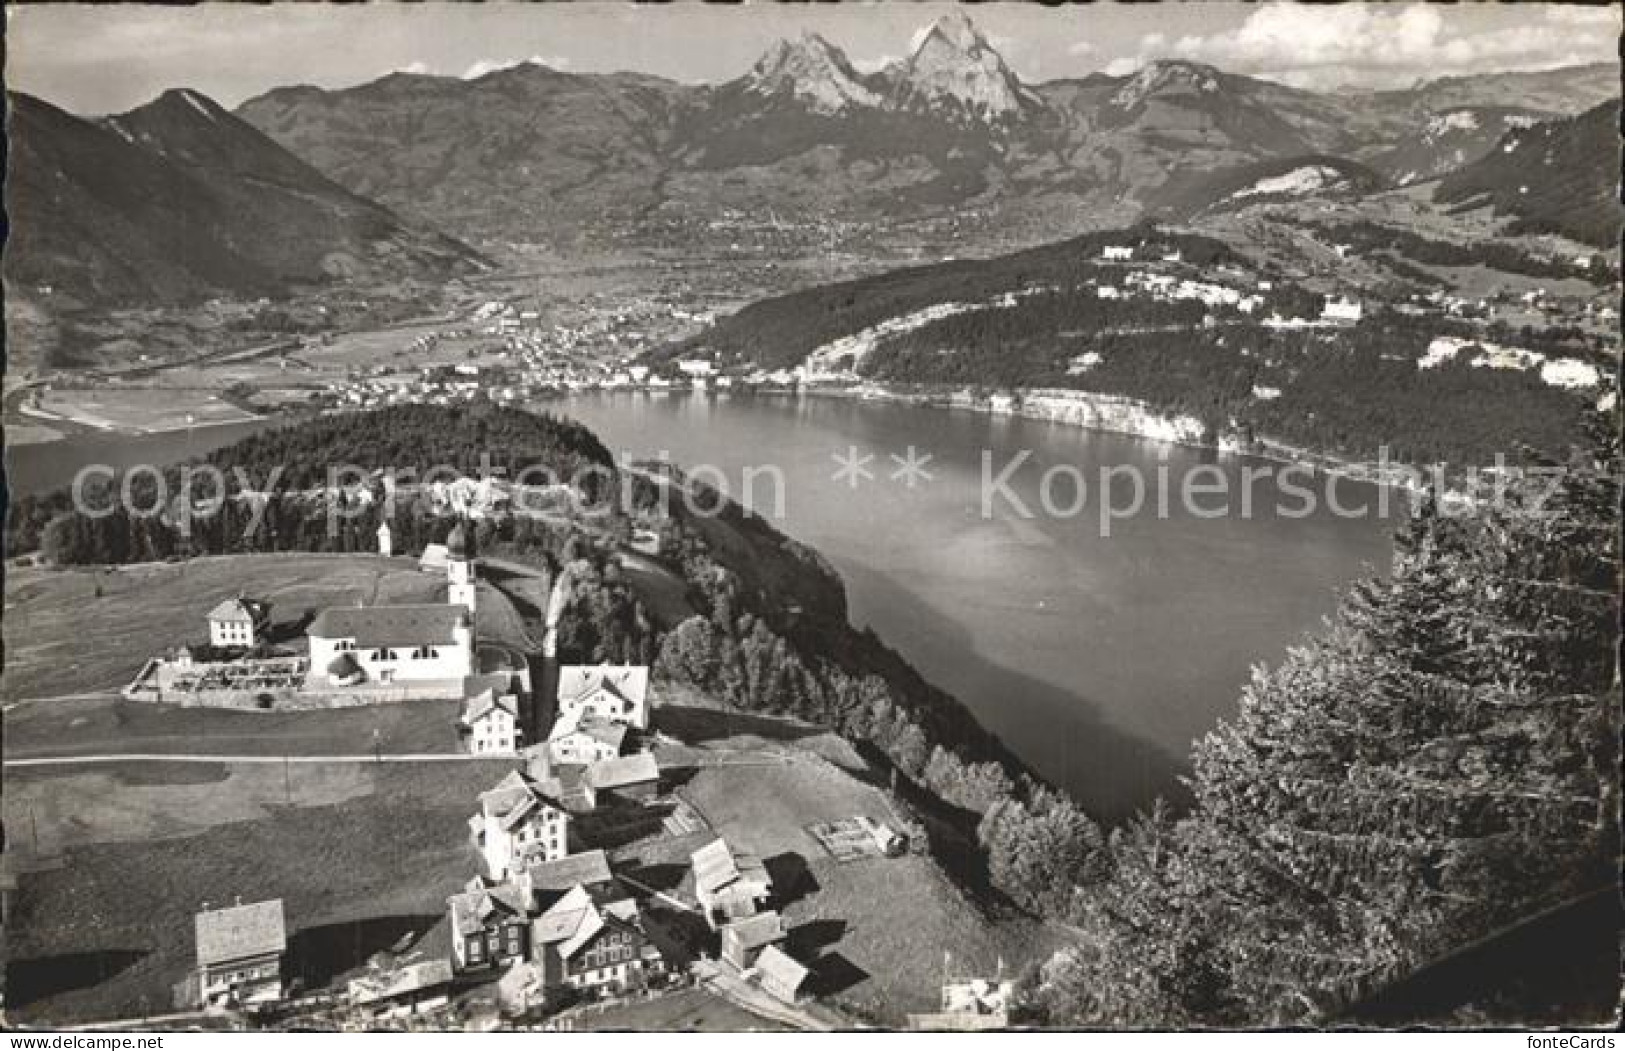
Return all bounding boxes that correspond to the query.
[1,0,1620,1038]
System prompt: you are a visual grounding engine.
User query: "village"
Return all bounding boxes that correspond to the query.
[311,229,1615,416]
[109,519,1013,1032]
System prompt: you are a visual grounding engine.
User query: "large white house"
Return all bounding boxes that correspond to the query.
[471,770,571,879]
[207,597,271,649]
[555,665,650,730]
[309,605,474,687]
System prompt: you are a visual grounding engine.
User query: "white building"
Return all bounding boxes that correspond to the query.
[555,665,650,730]
[308,605,474,687]
[377,522,393,558]
[1100,245,1134,261]
[461,685,523,756]
[547,707,629,765]
[1320,296,1363,325]
[195,899,286,1009]
[207,597,270,649]
[471,770,572,879]
[677,359,717,378]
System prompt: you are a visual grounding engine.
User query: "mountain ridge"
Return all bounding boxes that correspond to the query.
[4,88,485,309]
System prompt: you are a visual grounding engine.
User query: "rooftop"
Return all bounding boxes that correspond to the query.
[349,959,455,1005]
[461,687,519,727]
[548,707,630,750]
[208,597,269,624]
[524,849,613,893]
[308,604,470,648]
[195,899,286,966]
[724,910,785,951]
[755,944,809,992]
[692,837,770,896]
[586,752,659,790]
[557,664,649,707]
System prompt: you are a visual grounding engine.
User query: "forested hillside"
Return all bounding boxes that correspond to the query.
[1026,417,1620,1025]
[1435,99,1623,248]
[671,225,1244,371]
[4,403,615,560]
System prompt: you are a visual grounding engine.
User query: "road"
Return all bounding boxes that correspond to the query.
[4,752,488,769]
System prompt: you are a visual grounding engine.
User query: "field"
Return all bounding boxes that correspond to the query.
[4,759,510,1024]
[2,554,446,700]
[625,730,1063,1026]
[30,387,260,434]
[3,694,465,761]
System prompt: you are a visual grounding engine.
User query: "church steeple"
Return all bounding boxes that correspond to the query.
[447,518,478,615]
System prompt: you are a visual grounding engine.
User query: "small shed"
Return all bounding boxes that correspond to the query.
[754,944,810,1003]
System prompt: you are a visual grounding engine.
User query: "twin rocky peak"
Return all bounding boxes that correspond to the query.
[741,11,1042,123]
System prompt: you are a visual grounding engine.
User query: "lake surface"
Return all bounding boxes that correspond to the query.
[6,392,1397,818]
[557,391,1398,819]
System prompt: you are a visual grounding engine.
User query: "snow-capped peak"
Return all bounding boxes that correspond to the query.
[896,12,1037,122]
[1111,60,1224,110]
[744,31,881,114]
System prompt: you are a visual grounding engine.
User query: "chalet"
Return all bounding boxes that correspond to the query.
[207,596,271,649]
[556,664,650,730]
[470,771,571,879]
[348,959,455,1019]
[719,910,785,970]
[547,708,629,765]
[461,686,522,756]
[309,605,474,687]
[447,880,530,972]
[586,752,660,802]
[194,899,286,1009]
[531,886,664,996]
[692,838,773,930]
[755,944,810,1004]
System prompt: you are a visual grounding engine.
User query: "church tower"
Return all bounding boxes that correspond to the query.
[376,521,393,558]
[446,520,478,614]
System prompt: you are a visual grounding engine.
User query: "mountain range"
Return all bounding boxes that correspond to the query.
[4,88,484,308]
[234,12,1618,247]
[4,11,1618,319]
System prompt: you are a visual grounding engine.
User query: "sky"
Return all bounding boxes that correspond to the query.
[7,1,1620,116]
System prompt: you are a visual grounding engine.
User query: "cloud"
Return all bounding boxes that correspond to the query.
[398,60,431,75]
[461,53,571,80]
[1068,40,1096,58]
[1542,5,1621,25]
[1104,2,1620,89]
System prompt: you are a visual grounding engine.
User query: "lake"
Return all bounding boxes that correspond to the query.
[6,392,1398,819]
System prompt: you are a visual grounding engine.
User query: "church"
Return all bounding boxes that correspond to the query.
[308,522,481,688]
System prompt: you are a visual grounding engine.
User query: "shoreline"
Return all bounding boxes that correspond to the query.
[745,380,1435,497]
